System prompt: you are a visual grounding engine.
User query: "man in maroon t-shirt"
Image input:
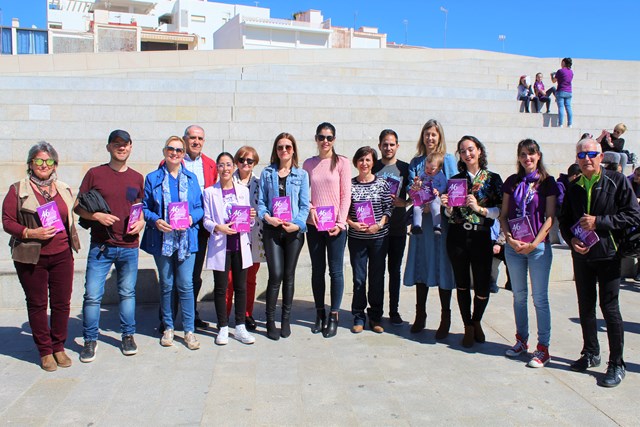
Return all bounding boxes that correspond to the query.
[74,129,145,363]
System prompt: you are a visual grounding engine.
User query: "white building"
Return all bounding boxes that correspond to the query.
[44,0,386,54]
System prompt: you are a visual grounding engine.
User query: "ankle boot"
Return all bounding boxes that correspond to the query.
[323,312,338,338]
[462,324,475,348]
[410,284,428,333]
[435,309,451,340]
[473,320,485,343]
[266,320,280,341]
[281,283,293,338]
[311,308,326,334]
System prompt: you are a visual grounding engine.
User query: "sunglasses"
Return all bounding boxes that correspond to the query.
[316,135,335,142]
[32,158,56,167]
[165,146,185,154]
[277,145,293,152]
[577,151,599,159]
[237,157,255,165]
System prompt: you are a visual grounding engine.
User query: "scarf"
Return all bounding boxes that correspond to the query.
[161,166,190,261]
[512,171,539,217]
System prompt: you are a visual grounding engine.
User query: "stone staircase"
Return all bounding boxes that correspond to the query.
[0,48,638,308]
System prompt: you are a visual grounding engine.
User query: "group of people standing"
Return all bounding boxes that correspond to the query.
[3,119,637,388]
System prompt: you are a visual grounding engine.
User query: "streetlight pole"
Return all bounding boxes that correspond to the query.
[498,34,506,52]
[440,6,448,48]
[402,19,408,45]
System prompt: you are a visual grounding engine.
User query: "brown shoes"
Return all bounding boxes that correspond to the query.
[41,354,57,372]
[369,321,384,334]
[53,351,73,368]
[351,324,364,333]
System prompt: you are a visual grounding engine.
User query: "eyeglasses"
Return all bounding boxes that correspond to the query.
[165,146,185,154]
[32,158,56,167]
[237,157,255,165]
[277,145,293,152]
[217,162,233,169]
[577,151,599,159]
[316,135,335,142]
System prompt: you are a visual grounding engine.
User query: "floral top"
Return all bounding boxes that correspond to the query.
[447,169,503,226]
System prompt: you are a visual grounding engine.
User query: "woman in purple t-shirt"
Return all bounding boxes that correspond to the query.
[551,57,574,127]
[499,139,559,368]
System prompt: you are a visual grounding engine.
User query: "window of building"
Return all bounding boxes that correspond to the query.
[48,22,63,29]
[17,29,49,54]
[1,28,12,55]
[191,15,206,23]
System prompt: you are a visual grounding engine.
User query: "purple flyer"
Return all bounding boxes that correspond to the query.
[230,206,251,232]
[127,203,143,232]
[354,200,376,226]
[447,179,467,207]
[316,206,335,231]
[411,180,435,206]
[36,201,64,233]
[571,220,600,248]
[168,202,190,229]
[508,216,535,243]
[385,176,401,197]
[272,196,292,222]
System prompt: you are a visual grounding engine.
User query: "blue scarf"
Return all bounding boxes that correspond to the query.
[512,171,539,217]
[161,166,190,261]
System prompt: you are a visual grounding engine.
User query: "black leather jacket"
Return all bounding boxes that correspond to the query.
[559,168,640,261]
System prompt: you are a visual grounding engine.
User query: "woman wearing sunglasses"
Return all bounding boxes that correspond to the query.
[2,142,80,371]
[303,122,351,338]
[225,146,265,332]
[141,136,203,350]
[442,136,503,348]
[499,139,558,367]
[203,152,256,345]
[258,133,310,340]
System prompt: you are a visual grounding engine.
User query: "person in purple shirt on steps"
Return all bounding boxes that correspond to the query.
[551,57,574,127]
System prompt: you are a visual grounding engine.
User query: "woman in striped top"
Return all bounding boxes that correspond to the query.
[303,122,352,338]
[346,147,392,334]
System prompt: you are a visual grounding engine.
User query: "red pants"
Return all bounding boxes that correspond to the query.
[226,262,260,317]
[14,250,74,357]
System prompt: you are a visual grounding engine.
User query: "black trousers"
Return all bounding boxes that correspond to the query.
[213,250,247,327]
[572,257,624,365]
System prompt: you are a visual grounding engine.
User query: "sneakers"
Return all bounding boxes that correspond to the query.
[80,341,97,363]
[184,332,201,350]
[505,335,528,357]
[216,326,229,345]
[389,312,403,326]
[411,225,423,235]
[527,344,550,368]
[570,353,601,372]
[234,324,256,344]
[160,329,174,347]
[599,363,626,388]
[433,226,442,235]
[121,335,138,356]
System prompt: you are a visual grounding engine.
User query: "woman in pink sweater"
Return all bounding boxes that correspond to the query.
[303,122,352,338]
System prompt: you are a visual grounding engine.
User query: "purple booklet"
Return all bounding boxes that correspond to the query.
[272,196,292,222]
[571,220,600,248]
[410,180,435,206]
[447,179,467,207]
[230,205,251,232]
[385,176,401,197]
[127,203,143,232]
[316,206,336,231]
[354,200,376,226]
[168,202,190,229]
[508,216,535,243]
[36,201,64,233]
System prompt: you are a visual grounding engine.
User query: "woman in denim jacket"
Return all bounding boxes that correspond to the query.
[258,132,310,340]
[141,136,203,350]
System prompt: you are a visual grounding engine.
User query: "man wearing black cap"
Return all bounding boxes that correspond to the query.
[74,130,145,363]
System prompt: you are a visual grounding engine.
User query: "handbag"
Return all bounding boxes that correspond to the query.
[616,226,640,258]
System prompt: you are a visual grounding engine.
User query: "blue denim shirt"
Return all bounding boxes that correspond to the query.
[258,164,310,232]
[408,153,457,193]
[140,165,204,256]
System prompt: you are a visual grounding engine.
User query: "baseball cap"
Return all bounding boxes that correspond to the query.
[108,129,132,144]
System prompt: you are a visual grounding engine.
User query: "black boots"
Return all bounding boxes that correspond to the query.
[266,284,280,340]
[435,309,451,340]
[311,308,326,334]
[323,312,338,338]
[266,320,280,341]
[410,284,428,333]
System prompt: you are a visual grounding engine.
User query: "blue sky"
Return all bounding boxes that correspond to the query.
[1,0,638,60]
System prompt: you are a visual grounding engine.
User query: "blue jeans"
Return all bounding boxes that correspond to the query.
[505,242,552,347]
[154,252,196,333]
[349,235,388,323]
[556,91,572,126]
[82,243,139,341]
[306,224,347,312]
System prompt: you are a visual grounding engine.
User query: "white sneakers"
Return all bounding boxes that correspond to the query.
[234,324,256,344]
[216,326,229,345]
